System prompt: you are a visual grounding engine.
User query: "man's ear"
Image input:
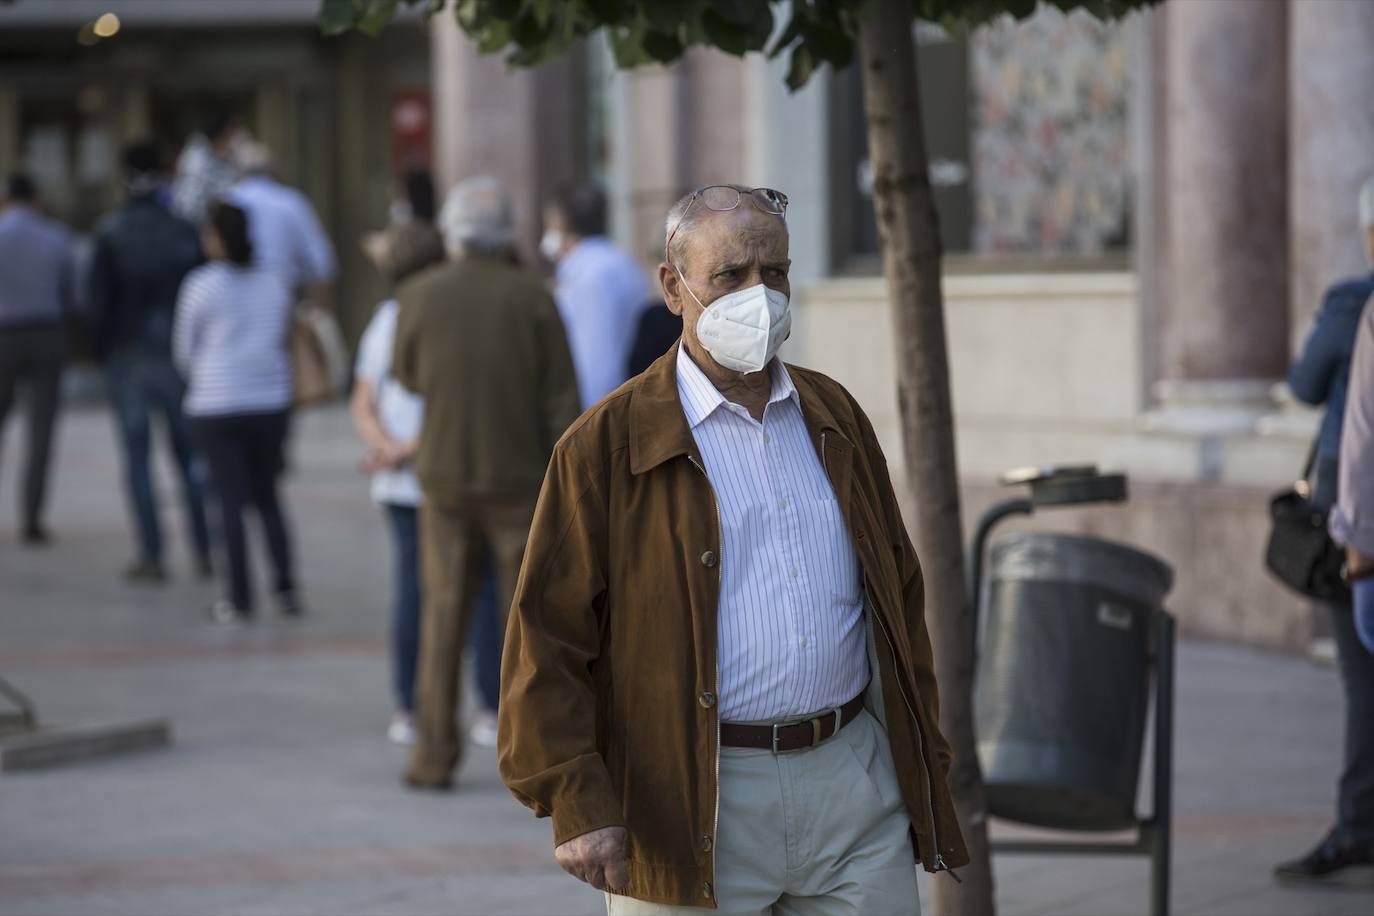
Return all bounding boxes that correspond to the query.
[659,262,684,317]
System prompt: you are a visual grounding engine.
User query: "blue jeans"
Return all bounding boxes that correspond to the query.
[384,504,500,714]
[192,410,294,613]
[105,356,210,565]
[1352,580,1374,657]
[385,504,422,714]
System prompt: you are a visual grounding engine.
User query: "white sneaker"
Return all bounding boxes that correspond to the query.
[469,710,499,748]
[388,713,418,746]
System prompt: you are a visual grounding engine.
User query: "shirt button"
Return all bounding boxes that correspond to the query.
[699,691,716,708]
[799,636,809,648]
[701,550,717,568]
[789,566,799,578]
[701,835,713,852]
[777,497,787,510]
[703,882,713,898]
[763,433,771,445]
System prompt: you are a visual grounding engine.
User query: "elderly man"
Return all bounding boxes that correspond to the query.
[393,177,579,790]
[499,184,967,913]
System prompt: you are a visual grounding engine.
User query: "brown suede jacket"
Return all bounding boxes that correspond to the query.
[498,347,969,908]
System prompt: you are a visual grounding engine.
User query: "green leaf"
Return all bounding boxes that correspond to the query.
[643,0,697,34]
[319,0,361,35]
[609,22,654,67]
[470,17,513,53]
[357,0,401,35]
[701,2,773,55]
[784,43,816,91]
[704,0,761,26]
[700,9,749,55]
[642,28,686,63]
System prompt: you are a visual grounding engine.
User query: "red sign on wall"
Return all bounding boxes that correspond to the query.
[390,90,432,173]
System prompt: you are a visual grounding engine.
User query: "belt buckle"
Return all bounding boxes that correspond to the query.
[771,722,782,755]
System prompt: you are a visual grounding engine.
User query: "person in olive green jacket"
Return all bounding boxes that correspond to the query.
[392,176,580,790]
[498,185,967,912]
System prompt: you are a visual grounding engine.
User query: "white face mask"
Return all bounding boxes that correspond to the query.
[677,268,792,374]
[539,229,563,262]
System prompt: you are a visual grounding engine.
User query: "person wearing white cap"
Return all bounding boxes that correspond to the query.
[391,176,580,791]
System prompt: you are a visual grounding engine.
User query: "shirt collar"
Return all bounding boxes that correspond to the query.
[675,343,798,429]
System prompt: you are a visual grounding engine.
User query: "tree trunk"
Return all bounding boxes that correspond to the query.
[857,3,995,915]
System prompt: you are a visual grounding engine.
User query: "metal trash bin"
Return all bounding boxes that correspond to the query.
[975,531,1174,831]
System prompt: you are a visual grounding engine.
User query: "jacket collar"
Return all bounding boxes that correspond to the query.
[628,344,847,475]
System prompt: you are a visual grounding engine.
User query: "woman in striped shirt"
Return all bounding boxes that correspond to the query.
[173,202,299,624]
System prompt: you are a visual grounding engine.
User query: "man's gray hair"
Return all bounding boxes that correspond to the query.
[1360,175,1374,230]
[440,176,516,256]
[664,183,780,269]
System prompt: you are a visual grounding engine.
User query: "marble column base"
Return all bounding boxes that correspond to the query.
[1144,378,1281,436]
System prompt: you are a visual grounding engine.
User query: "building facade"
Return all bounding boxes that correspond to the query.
[425,1,1374,652]
[0,0,432,343]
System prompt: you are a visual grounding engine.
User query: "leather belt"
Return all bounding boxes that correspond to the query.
[719,691,866,754]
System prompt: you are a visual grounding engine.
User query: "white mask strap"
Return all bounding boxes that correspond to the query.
[674,264,708,311]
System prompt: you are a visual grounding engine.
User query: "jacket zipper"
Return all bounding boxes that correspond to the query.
[687,453,723,899]
[870,585,960,883]
[822,428,956,878]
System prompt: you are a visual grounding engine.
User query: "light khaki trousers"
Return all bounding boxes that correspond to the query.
[606,709,921,915]
[405,499,532,786]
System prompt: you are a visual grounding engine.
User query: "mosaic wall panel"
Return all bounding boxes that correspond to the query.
[971,6,1135,255]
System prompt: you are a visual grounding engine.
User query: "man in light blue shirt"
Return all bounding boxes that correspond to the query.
[228,143,337,306]
[0,174,74,544]
[541,185,650,409]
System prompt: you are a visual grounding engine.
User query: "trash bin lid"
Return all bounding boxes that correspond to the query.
[988,532,1174,605]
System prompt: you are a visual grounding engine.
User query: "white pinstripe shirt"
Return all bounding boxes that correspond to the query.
[677,347,869,723]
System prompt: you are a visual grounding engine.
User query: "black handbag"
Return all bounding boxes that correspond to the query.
[1265,441,1350,603]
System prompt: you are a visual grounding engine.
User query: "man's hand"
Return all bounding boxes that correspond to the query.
[1348,546,1374,582]
[554,826,629,891]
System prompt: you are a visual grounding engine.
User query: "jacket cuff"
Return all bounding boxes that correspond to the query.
[551,791,626,848]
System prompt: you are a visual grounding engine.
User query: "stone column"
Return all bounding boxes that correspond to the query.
[742,46,830,284]
[430,14,579,258]
[1153,0,1288,432]
[620,63,689,265]
[1289,0,1374,344]
[1131,6,1167,412]
[0,85,18,178]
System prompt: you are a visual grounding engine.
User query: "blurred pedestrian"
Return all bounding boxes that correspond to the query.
[540,183,649,409]
[1281,174,1374,884]
[392,176,579,790]
[351,221,447,746]
[88,143,212,583]
[173,202,299,624]
[498,185,967,910]
[626,299,681,378]
[362,169,437,270]
[396,168,437,225]
[172,108,244,225]
[0,173,74,546]
[228,142,337,311]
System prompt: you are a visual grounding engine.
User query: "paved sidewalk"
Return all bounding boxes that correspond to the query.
[1,405,1370,915]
